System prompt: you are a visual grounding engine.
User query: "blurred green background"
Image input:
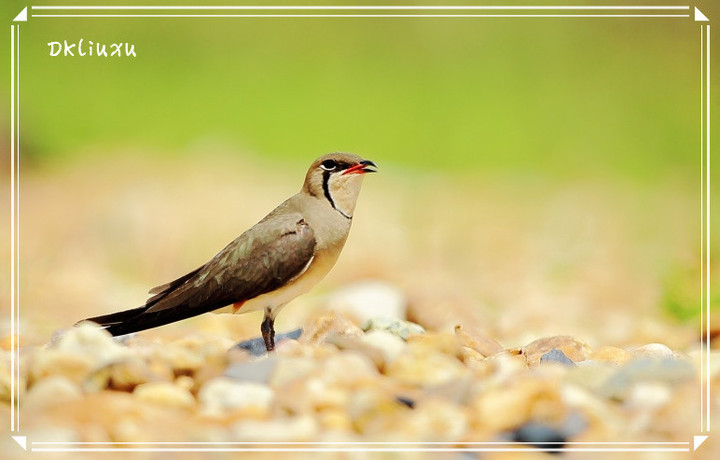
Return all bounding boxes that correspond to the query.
[0,0,716,180]
[1,0,719,333]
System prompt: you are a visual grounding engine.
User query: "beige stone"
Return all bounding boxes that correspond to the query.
[455,324,504,357]
[471,379,564,431]
[133,381,195,409]
[385,349,469,387]
[523,335,593,366]
[24,375,82,410]
[198,378,274,416]
[630,343,674,360]
[300,311,364,346]
[590,346,630,366]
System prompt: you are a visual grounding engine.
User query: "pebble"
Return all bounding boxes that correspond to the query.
[270,356,319,387]
[15,302,703,447]
[300,311,365,346]
[0,358,20,403]
[53,323,131,363]
[326,280,407,322]
[454,324,504,357]
[133,381,195,409]
[406,332,463,358]
[630,343,674,360]
[232,415,319,441]
[225,356,278,383]
[321,351,379,385]
[359,329,407,363]
[509,421,567,449]
[29,325,133,385]
[362,316,425,340]
[385,349,470,388]
[540,349,576,366]
[23,375,82,410]
[84,357,174,392]
[589,346,630,366]
[198,377,274,416]
[624,381,672,409]
[600,357,695,401]
[404,399,469,441]
[523,336,592,367]
[471,379,564,431]
[29,349,100,386]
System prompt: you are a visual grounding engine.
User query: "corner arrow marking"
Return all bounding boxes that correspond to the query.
[13,7,27,22]
[695,7,709,22]
[11,436,27,451]
[694,435,708,451]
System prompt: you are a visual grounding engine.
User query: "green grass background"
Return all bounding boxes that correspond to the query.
[0,0,715,180]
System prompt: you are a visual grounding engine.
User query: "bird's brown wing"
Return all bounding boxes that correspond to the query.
[82,213,316,336]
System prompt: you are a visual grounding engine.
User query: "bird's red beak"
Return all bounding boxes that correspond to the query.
[343,160,378,175]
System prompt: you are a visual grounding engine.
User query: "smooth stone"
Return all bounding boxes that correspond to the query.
[565,362,618,394]
[406,399,469,441]
[234,329,302,357]
[385,350,469,388]
[590,346,631,366]
[273,376,348,415]
[232,415,319,441]
[85,358,174,392]
[472,380,563,431]
[600,358,694,401]
[509,421,567,450]
[225,356,278,383]
[36,325,132,384]
[198,377,274,416]
[160,337,230,372]
[362,317,425,340]
[317,407,354,432]
[540,349,576,367]
[560,411,589,438]
[320,351,379,385]
[325,334,388,368]
[624,382,672,409]
[326,280,407,323]
[0,358,23,403]
[111,358,174,390]
[406,332,463,358]
[523,336,592,367]
[270,357,320,387]
[300,311,364,346]
[133,381,195,409]
[30,349,98,385]
[454,324,504,358]
[477,351,528,383]
[53,324,131,363]
[23,375,82,410]
[359,329,407,363]
[630,343,674,360]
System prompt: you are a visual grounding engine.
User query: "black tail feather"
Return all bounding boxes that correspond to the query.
[78,299,225,337]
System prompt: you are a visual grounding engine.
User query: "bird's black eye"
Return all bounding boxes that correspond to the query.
[320,159,338,171]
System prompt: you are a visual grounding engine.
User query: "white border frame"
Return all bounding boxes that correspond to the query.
[7,3,712,454]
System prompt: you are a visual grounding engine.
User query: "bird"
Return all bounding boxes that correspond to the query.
[79,153,377,352]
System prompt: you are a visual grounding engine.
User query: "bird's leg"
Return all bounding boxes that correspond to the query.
[261,310,275,352]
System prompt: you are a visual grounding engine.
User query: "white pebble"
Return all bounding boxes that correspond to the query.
[199,377,274,416]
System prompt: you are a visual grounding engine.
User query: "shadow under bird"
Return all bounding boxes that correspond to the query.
[79,153,377,351]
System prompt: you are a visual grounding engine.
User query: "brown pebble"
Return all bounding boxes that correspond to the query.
[523,336,593,367]
[590,346,630,366]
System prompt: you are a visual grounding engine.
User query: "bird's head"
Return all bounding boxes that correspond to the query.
[303,153,377,219]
